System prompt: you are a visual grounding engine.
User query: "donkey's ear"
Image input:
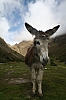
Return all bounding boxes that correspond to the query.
[45,25,60,36]
[25,22,38,36]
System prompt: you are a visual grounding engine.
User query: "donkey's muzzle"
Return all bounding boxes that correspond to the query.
[42,58,48,66]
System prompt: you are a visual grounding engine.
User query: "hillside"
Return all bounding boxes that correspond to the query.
[0,37,24,62]
[49,34,66,62]
[11,41,33,56]
[11,34,66,63]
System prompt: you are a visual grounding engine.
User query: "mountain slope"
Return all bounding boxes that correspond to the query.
[11,41,33,56]
[49,34,66,62]
[0,37,24,62]
[11,34,66,62]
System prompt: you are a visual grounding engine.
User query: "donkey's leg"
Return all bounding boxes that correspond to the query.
[37,67,44,96]
[31,67,36,95]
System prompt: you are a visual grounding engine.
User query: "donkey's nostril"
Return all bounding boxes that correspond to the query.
[43,58,48,63]
[43,58,45,61]
[46,59,48,63]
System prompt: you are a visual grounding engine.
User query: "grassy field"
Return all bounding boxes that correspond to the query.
[0,61,66,100]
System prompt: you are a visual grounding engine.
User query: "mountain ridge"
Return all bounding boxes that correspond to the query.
[11,41,33,56]
[11,34,66,62]
[0,34,66,63]
[0,37,24,62]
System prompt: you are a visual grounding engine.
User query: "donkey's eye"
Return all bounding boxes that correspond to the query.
[34,41,36,45]
[34,41,40,45]
[37,41,40,45]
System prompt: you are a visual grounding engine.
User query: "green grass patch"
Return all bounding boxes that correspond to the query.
[0,61,66,100]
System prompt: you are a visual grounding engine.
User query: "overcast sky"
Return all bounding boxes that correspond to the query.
[0,0,66,45]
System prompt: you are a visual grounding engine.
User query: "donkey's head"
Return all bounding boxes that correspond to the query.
[25,22,60,65]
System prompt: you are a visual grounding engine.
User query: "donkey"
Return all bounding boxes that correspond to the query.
[25,22,60,98]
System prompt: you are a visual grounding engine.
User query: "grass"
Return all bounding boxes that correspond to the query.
[0,61,66,100]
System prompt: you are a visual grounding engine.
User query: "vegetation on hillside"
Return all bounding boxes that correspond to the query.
[0,37,24,62]
[49,34,66,63]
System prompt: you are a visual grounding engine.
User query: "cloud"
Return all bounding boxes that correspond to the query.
[0,17,10,37]
[0,0,25,44]
[24,0,58,30]
[14,29,34,43]
[0,17,17,45]
[16,0,66,43]
[24,0,66,37]
[0,0,66,45]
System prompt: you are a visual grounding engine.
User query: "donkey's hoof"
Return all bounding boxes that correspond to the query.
[39,94,43,99]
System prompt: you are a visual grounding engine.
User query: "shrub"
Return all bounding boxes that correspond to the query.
[50,61,57,66]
